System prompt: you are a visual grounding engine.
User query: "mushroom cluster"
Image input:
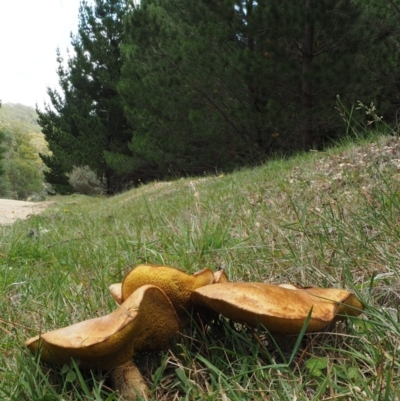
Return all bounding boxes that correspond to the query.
[26,264,364,400]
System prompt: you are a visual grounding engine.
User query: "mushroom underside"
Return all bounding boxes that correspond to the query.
[191,282,364,334]
[26,284,180,370]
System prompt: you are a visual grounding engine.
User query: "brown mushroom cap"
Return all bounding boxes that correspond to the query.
[121,264,214,319]
[26,285,179,370]
[191,283,364,334]
[298,286,364,319]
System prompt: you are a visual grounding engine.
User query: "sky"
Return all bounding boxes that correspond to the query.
[0,0,82,108]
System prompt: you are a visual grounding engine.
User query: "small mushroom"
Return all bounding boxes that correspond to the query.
[26,284,179,400]
[120,264,214,321]
[109,282,123,304]
[213,270,229,284]
[191,282,364,334]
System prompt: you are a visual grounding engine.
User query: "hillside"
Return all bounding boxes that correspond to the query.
[0,103,49,199]
[0,103,40,133]
[1,134,400,400]
[0,102,48,156]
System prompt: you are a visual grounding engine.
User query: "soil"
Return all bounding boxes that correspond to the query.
[0,199,53,225]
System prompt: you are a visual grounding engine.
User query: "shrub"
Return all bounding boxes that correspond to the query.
[67,165,105,196]
[5,159,43,200]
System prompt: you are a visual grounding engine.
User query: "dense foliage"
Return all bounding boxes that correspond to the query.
[38,0,400,193]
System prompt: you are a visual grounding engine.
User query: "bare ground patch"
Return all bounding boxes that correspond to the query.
[0,199,53,225]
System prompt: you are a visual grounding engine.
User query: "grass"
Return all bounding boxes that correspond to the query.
[1,131,400,400]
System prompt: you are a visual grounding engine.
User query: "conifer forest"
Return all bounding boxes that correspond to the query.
[35,0,400,193]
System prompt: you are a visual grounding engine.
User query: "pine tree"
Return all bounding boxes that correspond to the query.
[200,0,398,149]
[37,0,133,193]
[120,0,397,172]
[119,0,264,178]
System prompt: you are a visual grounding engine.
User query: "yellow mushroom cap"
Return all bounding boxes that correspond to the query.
[26,285,179,370]
[191,283,364,334]
[121,264,214,319]
[111,268,227,306]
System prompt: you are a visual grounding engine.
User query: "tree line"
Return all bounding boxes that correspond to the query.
[36,0,400,194]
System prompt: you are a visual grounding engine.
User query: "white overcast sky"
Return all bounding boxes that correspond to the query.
[0,0,82,108]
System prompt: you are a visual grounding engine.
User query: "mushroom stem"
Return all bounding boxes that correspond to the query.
[110,360,150,401]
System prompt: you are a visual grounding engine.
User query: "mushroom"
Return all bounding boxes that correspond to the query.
[119,264,215,322]
[191,282,364,334]
[26,284,180,400]
[109,282,123,304]
[213,270,229,284]
[110,266,226,306]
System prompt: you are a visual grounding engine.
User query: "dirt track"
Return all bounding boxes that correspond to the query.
[0,199,53,225]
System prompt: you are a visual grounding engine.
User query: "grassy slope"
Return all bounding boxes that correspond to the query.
[1,134,400,400]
